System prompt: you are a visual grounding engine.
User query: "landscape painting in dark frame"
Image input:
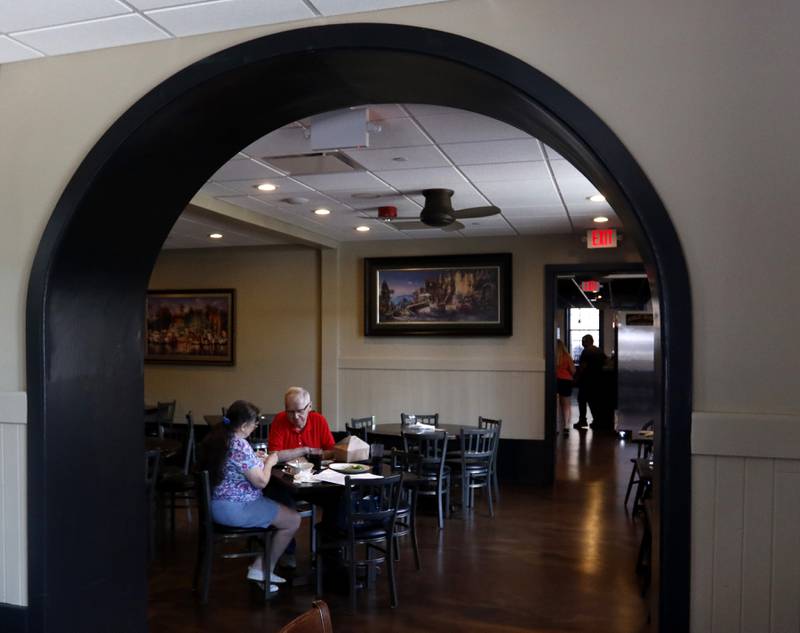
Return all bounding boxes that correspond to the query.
[365,254,512,336]
[145,289,235,365]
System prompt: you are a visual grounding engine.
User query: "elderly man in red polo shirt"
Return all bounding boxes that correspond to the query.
[268,386,336,462]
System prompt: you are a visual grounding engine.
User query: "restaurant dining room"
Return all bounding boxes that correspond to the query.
[141,103,658,633]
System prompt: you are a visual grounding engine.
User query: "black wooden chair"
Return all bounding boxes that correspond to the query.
[157,412,196,539]
[401,430,450,530]
[449,428,495,518]
[346,416,374,441]
[400,412,439,427]
[155,400,176,439]
[478,416,502,501]
[193,470,276,603]
[315,474,403,610]
[624,420,654,509]
[251,413,275,445]
[145,449,161,561]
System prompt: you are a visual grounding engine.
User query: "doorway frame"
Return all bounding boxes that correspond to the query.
[24,23,691,633]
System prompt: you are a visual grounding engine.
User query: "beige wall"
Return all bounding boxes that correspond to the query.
[145,246,320,422]
[332,235,640,439]
[0,0,798,618]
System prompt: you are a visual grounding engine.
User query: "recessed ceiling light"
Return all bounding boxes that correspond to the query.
[351,192,382,200]
[593,216,609,223]
[587,194,606,202]
[282,196,309,205]
[314,208,331,216]
[256,183,277,192]
[209,233,223,239]
[355,225,371,232]
[392,156,407,162]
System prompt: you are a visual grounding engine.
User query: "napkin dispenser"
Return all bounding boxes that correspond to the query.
[333,435,370,463]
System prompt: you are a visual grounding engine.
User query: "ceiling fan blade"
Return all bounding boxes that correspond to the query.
[452,205,501,219]
[441,221,465,232]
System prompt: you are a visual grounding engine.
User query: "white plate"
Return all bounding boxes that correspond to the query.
[328,462,371,474]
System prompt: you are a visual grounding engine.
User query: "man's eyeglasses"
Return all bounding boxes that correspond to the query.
[286,402,310,417]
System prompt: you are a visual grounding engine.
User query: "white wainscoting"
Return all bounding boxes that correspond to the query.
[0,392,27,607]
[692,411,800,633]
[338,358,545,440]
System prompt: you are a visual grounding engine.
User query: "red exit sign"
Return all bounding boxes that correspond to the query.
[581,280,600,293]
[586,228,618,249]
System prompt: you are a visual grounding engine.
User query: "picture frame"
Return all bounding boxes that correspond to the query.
[364,253,512,336]
[145,289,235,365]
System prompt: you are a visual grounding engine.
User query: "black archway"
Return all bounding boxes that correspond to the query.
[25,24,691,633]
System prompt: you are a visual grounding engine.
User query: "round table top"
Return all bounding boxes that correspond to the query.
[370,423,481,439]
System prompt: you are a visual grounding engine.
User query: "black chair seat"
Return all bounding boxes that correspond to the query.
[211,521,267,536]
[158,470,195,491]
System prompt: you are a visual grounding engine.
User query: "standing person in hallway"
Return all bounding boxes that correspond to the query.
[572,334,608,430]
[556,339,576,435]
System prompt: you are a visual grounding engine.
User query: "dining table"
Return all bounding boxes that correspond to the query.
[369,423,482,442]
[145,437,182,459]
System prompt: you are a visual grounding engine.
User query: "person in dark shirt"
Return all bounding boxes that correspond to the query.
[573,334,609,430]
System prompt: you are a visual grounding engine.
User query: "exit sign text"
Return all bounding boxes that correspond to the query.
[586,228,618,249]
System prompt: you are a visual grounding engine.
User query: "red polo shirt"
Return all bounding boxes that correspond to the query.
[268,411,335,452]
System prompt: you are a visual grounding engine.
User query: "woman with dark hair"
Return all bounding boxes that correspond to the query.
[199,399,300,592]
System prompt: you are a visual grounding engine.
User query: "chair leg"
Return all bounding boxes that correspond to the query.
[410,490,420,570]
[461,470,469,513]
[436,482,444,530]
[200,537,213,604]
[387,538,398,608]
[492,466,500,502]
[348,544,357,612]
[486,476,495,518]
[263,531,273,602]
[624,461,638,508]
[315,544,324,598]
[310,505,317,557]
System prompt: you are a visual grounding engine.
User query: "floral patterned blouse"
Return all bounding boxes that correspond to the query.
[212,436,262,503]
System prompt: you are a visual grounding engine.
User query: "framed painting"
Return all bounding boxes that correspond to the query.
[364,253,512,336]
[145,289,235,365]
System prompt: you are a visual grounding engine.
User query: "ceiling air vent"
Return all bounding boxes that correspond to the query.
[262,151,364,176]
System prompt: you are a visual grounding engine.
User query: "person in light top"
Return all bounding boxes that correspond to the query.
[199,400,300,592]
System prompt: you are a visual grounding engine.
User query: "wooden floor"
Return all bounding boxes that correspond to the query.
[148,429,650,632]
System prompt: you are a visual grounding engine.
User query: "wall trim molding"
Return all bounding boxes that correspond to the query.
[0,392,27,425]
[692,410,800,459]
[338,357,545,372]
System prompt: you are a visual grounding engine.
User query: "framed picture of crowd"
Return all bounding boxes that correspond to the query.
[145,289,235,365]
[364,253,512,336]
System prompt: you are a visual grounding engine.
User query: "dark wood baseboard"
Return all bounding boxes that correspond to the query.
[0,603,27,633]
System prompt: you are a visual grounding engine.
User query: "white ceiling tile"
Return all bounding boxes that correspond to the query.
[214,176,313,196]
[214,195,273,213]
[441,139,544,165]
[347,195,419,213]
[460,161,550,182]
[0,0,129,33]
[459,226,517,237]
[543,145,567,161]
[244,127,312,159]
[500,205,566,219]
[146,0,313,37]
[344,145,448,172]
[374,166,466,191]
[294,171,390,192]
[0,36,43,63]
[311,0,448,17]
[404,104,457,118]
[414,111,529,144]
[477,180,559,207]
[211,158,283,181]
[128,0,204,9]
[364,104,408,120]
[13,14,169,56]
[362,117,431,149]
[198,182,237,197]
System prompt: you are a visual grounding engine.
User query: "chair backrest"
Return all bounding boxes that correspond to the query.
[251,413,274,444]
[400,412,439,427]
[478,416,502,457]
[346,416,374,441]
[195,470,213,534]
[277,600,334,633]
[402,431,448,479]
[156,400,176,438]
[459,428,495,462]
[145,450,161,492]
[343,473,403,530]
[182,412,196,475]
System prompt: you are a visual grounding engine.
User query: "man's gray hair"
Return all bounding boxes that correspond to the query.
[285,386,310,406]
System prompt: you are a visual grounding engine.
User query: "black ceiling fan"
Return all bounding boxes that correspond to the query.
[368,188,501,231]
